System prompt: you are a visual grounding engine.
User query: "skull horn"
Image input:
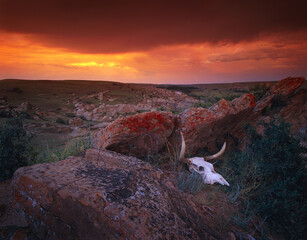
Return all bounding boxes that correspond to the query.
[179,131,186,160]
[204,142,226,161]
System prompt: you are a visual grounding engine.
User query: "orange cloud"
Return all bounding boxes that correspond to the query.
[0,31,306,83]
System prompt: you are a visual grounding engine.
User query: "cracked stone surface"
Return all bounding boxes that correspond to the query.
[12,149,223,240]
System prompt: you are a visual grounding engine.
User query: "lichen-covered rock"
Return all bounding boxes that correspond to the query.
[279,88,307,132]
[93,111,175,158]
[178,93,256,153]
[12,150,223,240]
[68,117,83,127]
[254,77,305,112]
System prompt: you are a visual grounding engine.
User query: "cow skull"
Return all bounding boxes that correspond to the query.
[179,132,229,186]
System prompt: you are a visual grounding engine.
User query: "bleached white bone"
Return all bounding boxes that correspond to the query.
[180,132,229,186]
[189,157,229,186]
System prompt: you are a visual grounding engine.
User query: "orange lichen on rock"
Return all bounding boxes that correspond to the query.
[254,77,305,112]
[270,77,305,96]
[114,111,174,133]
[93,111,175,158]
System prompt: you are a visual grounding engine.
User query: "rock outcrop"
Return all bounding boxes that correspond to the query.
[16,101,32,112]
[178,94,256,153]
[74,85,198,122]
[93,111,175,158]
[254,77,305,113]
[68,117,83,127]
[92,77,305,155]
[12,149,223,240]
[279,88,307,132]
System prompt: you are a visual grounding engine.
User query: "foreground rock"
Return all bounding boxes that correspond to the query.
[12,150,223,240]
[93,111,175,158]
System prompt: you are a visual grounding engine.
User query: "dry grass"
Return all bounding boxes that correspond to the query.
[193,185,238,235]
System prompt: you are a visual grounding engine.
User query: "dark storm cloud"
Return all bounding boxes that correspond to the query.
[0,0,306,53]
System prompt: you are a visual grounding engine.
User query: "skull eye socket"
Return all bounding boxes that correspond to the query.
[198,166,204,171]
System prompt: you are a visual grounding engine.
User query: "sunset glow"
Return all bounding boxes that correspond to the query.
[0,0,306,83]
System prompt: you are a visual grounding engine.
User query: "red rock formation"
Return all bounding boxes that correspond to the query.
[68,117,83,127]
[178,77,304,154]
[92,77,305,156]
[93,111,175,158]
[12,150,223,240]
[254,77,305,112]
[178,93,256,153]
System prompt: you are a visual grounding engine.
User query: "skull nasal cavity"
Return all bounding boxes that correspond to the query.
[199,166,204,171]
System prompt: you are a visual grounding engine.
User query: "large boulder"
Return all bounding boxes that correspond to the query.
[12,149,223,240]
[93,111,175,158]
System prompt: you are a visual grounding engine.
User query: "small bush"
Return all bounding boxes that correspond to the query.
[249,83,270,101]
[223,94,237,101]
[194,101,211,109]
[0,110,12,118]
[8,87,23,94]
[156,106,166,111]
[65,112,76,117]
[56,117,66,124]
[0,118,36,181]
[222,118,306,239]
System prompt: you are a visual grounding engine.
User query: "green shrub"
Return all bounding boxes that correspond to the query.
[65,112,76,117]
[56,117,66,124]
[156,106,166,111]
[222,118,306,239]
[0,118,36,181]
[249,83,270,101]
[194,101,211,109]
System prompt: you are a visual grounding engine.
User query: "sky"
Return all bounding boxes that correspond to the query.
[0,0,307,84]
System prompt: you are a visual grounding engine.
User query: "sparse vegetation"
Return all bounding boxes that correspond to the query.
[0,117,36,181]
[156,106,166,111]
[157,85,198,95]
[56,117,66,124]
[249,83,270,101]
[37,134,92,163]
[8,87,23,94]
[65,112,76,117]
[193,91,239,109]
[221,118,306,239]
[177,171,205,194]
